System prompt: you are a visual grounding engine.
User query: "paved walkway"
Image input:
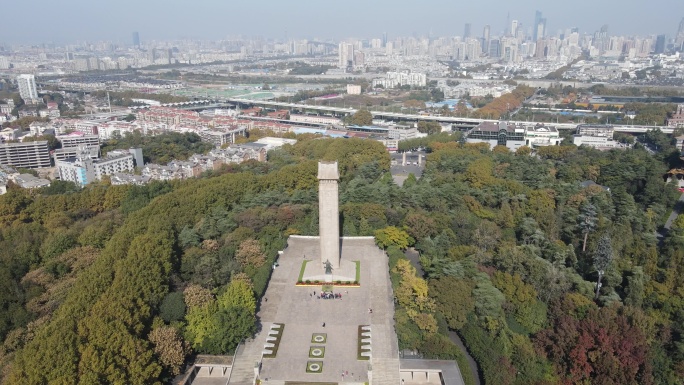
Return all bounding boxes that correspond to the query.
[231,237,400,385]
[663,192,684,230]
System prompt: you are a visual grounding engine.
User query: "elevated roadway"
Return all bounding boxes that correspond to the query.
[223,98,671,134]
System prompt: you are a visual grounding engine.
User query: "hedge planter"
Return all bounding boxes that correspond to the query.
[306,361,323,373]
[309,346,325,358]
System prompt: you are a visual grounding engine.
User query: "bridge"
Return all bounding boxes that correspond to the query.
[222,98,672,134]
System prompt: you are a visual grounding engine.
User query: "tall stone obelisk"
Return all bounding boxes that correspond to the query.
[318,161,340,269]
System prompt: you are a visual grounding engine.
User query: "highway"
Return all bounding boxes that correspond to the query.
[221,97,672,134]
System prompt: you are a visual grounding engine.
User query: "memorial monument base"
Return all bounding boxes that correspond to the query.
[300,256,358,284]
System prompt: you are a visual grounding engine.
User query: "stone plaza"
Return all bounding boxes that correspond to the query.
[221,161,463,385]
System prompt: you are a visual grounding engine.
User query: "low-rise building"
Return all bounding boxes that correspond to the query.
[59,133,100,148]
[572,124,617,149]
[197,126,247,147]
[0,141,51,168]
[668,104,684,127]
[347,84,362,95]
[56,150,134,187]
[290,114,342,126]
[0,127,21,142]
[465,121,526,151]
[10,173,51,189]
[388,125,419,141]
[525,124,561,147]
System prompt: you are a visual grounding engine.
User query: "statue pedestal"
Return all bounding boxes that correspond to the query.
[300,258,358,283]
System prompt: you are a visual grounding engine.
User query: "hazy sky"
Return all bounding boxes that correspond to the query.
[3,0,683,44]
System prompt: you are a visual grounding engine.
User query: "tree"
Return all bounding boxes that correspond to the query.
[429,276,475,329]
[417,121,442,135]
[148,325,189,376]
[183,284,214,309]
[349,109,373,126]
[160,292,187,323]
[577,202,598,252]
[593,233,613,299]
[375,226,413,250]
[235,239,266,268]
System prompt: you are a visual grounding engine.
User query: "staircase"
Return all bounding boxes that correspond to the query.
[371,358,401,385]
[229,334,267,385]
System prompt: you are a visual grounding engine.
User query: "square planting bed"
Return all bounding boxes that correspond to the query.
[306,361,323,373]
[311,333,327,344]
[309,346,326,358]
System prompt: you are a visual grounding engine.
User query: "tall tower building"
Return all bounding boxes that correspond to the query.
[533,11,543,40]
[511,20,519,37]
[676,17,684,49]
[318,161,340,269]
[132,32,140,47]
[464,23,472,39]
[16,74,38,103]
[482,25,491,53]
[655,35,666,54]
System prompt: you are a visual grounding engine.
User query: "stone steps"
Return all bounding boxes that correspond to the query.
[371,358,401,385]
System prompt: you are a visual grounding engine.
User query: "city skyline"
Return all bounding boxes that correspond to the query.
[2,0,683,44]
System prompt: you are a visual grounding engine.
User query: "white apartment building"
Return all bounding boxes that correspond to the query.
[573,135,617,148]
[17,74,38,103]
[0,57,10,70]
[388,125,419,141]
[372,71,427,88]
[57,152,134,187]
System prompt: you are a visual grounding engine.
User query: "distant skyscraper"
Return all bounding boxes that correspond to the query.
[677,17,684,49]
[464,23,472,39]
[655,34,666,54]
[382,32,387,47]
[489,39,501,58]
[511,20,519,37]
[533,11,542,40]
[17,74,38,103]
[132,31,140,47]
[482,25,491,53]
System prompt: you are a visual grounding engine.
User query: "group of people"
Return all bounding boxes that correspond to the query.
[314,291,341,299]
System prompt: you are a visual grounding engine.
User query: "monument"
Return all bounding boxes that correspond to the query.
[318,161,340,269]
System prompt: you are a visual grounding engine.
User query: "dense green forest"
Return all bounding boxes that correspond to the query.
[101,131,215,165]
[1,132,684,384]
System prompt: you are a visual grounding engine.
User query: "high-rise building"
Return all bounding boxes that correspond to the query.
[482,25,491,53]
[676,17,684,49]
[382,32,387,47]
[489,39,501,58]
[511,20,519,37]
[533,11,543,41]
[16,74,38,103]
[338,43,354,69]
[655,35,666,54]
[132,31,140,47]
[464,23,472,39]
